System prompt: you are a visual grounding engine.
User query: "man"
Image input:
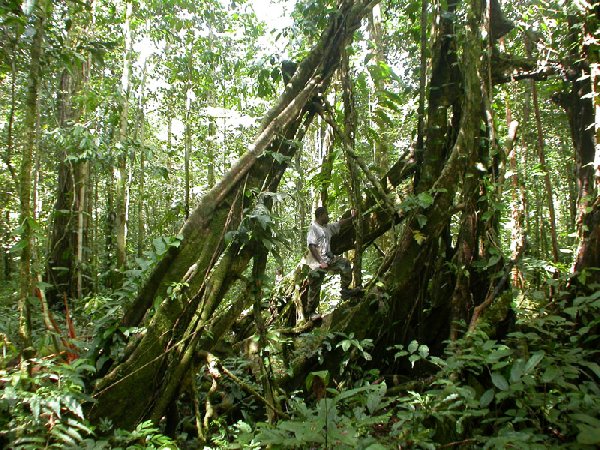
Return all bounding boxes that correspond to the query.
[304,206,357,319]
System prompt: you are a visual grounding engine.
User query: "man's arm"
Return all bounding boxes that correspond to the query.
[309,244,328,268]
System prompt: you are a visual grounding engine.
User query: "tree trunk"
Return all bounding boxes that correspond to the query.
[563,5,600,287]
[294,146,307,253]
[507,120,525,287]
[184,110,192,220]
[46,1,94,304]
[529,63,560,263]
[3,40,19,188]
[414,0,428,172]
[341,51,363,287]
[114,0,133,278]
[19,0,48,357]
[327,0,486,363]
[572,198,600,287]
[90,0,380,429]
[136,59,148,258]
[368,3,389,175]
[47,65,90,304]
[207,118,216,188]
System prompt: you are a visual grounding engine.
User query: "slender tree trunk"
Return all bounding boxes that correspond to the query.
[19,0,48,358]
[115,0,133,276]
[250,247,277,422]
[449,171,478,341]
[2,210,11,281]
[75,161,89,298]
[341,51,363,287]
[294,148,307,253]
[90,168,98,293]
[207,117,216,188]
[532,82,560,263]
[318,124,335,207]
[184,104,192,220]
[104,173,116,285]
[414,0,428,170]
[506,120,524,287]
[1,39,19,281]
[4,45,19,187]
[137,60,148,258]
[525,36,560,263]
[368,3,389,175]
[567,151,578,231]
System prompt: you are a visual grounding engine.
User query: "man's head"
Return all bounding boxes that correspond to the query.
[315,206,329,225]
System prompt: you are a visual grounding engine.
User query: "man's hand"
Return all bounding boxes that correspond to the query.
[319,261,328,269]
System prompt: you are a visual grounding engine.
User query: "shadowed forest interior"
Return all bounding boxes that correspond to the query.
[1,0,599,448]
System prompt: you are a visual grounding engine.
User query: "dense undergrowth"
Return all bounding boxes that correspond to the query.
[1,279,600,449]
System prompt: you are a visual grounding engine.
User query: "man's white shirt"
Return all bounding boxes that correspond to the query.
[305,221,341,270]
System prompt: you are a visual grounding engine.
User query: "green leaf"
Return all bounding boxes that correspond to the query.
[408,340,419,353]
[366,390,382,414]
[413,230,426,245]
[271,152,291,164]
[36,281,53,290]
[572,413,600,428]
[365,445,388,450]
[510,360,524,382]
[375,110,394,127]
[418,345,429,358]
[153,237,166,255]
[30,395,41,421]
[480,389,494,407]
[577,425,600,445]
[9,239,27,253]
[417,192,434,208]
[523,352,544,374]
[491,372,509,391]
[542,366,560,383]
[579,361,600,379]
[486,254,501,268]
[63,394,84,418]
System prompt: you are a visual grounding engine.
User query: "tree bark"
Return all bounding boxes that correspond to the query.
[19,0,48,358]
[368,3,389,175]
[529,62,560,263]
[341,51,363,287]
[90,0,381,429]
[414,0,428,175]
[114,0,133,278]
[506,120,525,287]
[3,39,19,188]
[572,198,600,286]
[564,4,600,287]
[47,71,89,303]
[46,1,94,304]
[184,51,193,220]
[326,0,486,364]
[136,58,148,258]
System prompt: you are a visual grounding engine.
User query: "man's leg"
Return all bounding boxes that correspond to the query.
[329,257,352,295]
[306,269,325,317]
